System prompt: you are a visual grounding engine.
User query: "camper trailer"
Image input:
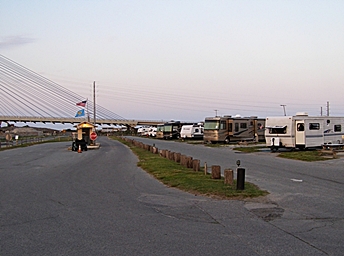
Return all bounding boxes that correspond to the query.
[180,123,204,139]
[148,127,157,137]
[265,113,344,150]
[137,126,150,136]
[204,115,265,143]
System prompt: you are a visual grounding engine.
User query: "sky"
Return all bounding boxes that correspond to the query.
[1,0,344,127]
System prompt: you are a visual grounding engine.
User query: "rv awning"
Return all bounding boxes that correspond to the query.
[266,125,287,129]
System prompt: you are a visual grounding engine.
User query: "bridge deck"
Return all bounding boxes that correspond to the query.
[0,116,165,127]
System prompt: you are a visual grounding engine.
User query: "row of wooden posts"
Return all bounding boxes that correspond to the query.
[122,137,239,187]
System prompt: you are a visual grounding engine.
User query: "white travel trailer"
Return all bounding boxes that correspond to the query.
[137,126,151,136]
[148,127,157,137]
[180,124,204,139]
[265,113,344,150]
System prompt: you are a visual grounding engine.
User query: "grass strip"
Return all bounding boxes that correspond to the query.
[0,136,72,151]
[114,136,268,200]
[278,150,329,161]
[233,146,332,161]
[233,146,266,153]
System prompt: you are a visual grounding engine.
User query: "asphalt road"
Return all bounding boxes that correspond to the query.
[0,136,342,255]
[125,136,344,255]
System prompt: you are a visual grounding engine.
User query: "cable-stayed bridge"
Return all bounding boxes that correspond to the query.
[0,55,163,128]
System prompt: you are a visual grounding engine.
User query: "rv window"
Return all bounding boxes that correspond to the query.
[235,123,239,132]
[240,123,247,129]
[297,123,305,131]
[220,121,226,130]
[309,123,320,130]
[269,127,287,134]
[334,125,341,132]
[229,123,233,132]
[164,125,172,132]
[257,123,263,130]
[204,121,219,130]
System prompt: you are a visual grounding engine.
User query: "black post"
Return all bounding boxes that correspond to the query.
[236,167,245,190]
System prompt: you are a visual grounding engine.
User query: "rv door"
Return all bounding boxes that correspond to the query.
[295,121,305,147]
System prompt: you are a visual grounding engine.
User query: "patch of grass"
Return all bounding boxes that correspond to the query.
[114,136,268,200]
[182,140,204,145]
[0,136,72,151]
[233,146,267,153]
[233,146,332,161]
[204,143,227,148]
[278,150,329,161]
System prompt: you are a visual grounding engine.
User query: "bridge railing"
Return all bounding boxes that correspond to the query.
[0,116,166,127]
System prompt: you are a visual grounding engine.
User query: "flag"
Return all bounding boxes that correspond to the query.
[76,100,87,107]
[75,109,85,117]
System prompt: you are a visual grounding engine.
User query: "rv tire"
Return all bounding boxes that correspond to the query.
[224,137,230,144]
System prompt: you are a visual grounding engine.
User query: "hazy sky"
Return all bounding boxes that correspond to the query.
[1,0,344,123]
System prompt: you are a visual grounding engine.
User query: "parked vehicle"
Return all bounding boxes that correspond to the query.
[265,112,344,150]
[180,123,204,139]
[163,121,182,139]
[156,124,164,139]
[204,115,265,143]
[162,121,193,139]
[137,126,150,136]
[148,127,157,137]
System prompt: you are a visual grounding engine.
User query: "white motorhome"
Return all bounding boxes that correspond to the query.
[180,124,204,139]
[265,112,344,150]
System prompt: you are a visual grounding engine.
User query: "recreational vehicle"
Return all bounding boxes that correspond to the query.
[137,126,150,136]
[204,115,265,143]
[265,113,344,150]
[156,124,164,139]
[163,121,183,139]
[148,127,157,137]
[162,121,193,139]
[180,123,204,139]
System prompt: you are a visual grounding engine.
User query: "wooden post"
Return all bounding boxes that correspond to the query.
[152,147,158,154]
[169,152,175,161]
[180,155,186,167]
[192,159,200,172]
[160,149,166,158]
[211,165,221,179]
[224,169,233,185]
[186,156,193,168]
[204,162,207,175]
[174,152,181,163]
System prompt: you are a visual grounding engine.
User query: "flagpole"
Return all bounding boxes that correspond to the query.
[86,98,90,122]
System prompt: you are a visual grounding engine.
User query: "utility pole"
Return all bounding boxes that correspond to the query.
[93,81,96,125]
[326,101,330,116]
[280,105,286,116]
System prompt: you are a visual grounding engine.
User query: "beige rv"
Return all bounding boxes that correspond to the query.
[155,124,164,139]
[203,115,265,143]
